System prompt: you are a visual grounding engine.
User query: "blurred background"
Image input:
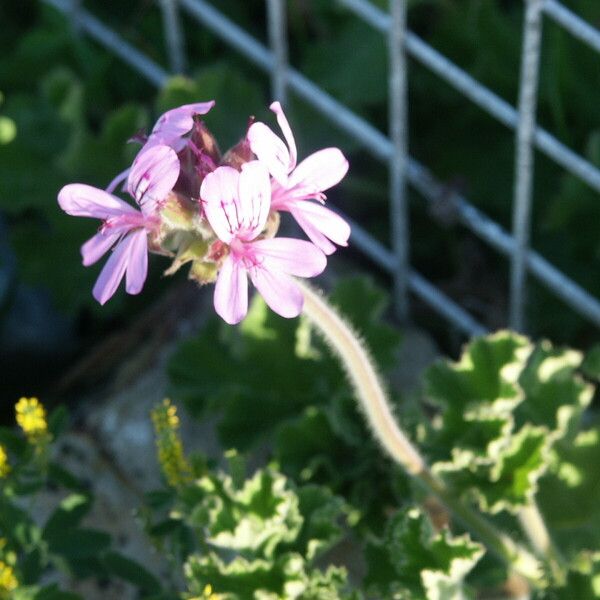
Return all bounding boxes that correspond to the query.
[1,0,600,407]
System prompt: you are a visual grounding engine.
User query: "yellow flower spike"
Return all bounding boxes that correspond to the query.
[15,397,48,440]
[0,560,18,594]
[0,447,9,478]
[151,399,192,488]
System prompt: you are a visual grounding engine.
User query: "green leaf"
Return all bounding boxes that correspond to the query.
[517,342,593,437]
[274,404,408,529]
[43,493,92,542]
[436,425,551,514]
[425,332,532,459]
[275,406,348,484]
[0,426,27,457]
[545,552,600,600]
[292,485,346,561]
[537,426,600,555]
[0,93,67,212]
[582,344,600,381]
[102,551,162,591]
[423,333,590,514]
[190,469,303,560]
[369,507,484,599]
[0,496,38,548]
[302,20,387,110]
[46,528,111,559]
[144,488,175,510]
[33,586,83,600]
[13,585,82,600]
[168,298,325,450]
[47,462,86,492]
[184,552,352,599]
[184,552,293,598]
[426,331,531,411]
[47,405,69,439]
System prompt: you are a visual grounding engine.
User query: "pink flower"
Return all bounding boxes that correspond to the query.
[201,161,327,324]
[127,144,180,211]
[145,101,216,151]
[247,101,350,255]
[58,146,179,304]
[107,101,215,195]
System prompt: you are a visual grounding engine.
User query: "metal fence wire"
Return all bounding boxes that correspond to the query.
[43,0,600,336]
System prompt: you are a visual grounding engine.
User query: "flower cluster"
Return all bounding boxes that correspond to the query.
[0,560,17,597]
[58,101,349,323]
[15,397,48,441]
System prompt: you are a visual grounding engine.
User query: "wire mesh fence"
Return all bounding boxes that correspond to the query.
[42,0,600,337]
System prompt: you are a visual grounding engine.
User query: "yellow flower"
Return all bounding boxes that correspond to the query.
[151,399,192,487]
[188,584,222,600]
[0,560,17,593]
[203,584,221,599]
[15,397,47,440]
[0,447,9,478]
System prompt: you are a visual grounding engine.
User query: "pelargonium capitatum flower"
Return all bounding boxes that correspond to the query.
[58,145,179,304]
[200,161,327,324]
[106,101,215,195]
[247,101,350,255]
[144,101,216,151]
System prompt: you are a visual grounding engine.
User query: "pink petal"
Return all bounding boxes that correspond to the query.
[125,229,148,295]
[81,231,120,266]
[288,148,349,194]
[252,238,326,277]
[249,265,304,319]
[92,233,137,305]
[127,145,180,212]
[150,101,215,146]
[201,166,241,244]
[58,184,137,219]
[247,122,291,186]
[106,167,131,194]
[214,255,248,324]
[288,201,351,255]
[270,101,297,171]
[238,161,271,240]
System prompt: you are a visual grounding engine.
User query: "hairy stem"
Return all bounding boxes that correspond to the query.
[519,502,565,584]
[299,282,545,586]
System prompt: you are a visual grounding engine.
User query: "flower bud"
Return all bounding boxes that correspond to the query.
[221,137,254,170]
